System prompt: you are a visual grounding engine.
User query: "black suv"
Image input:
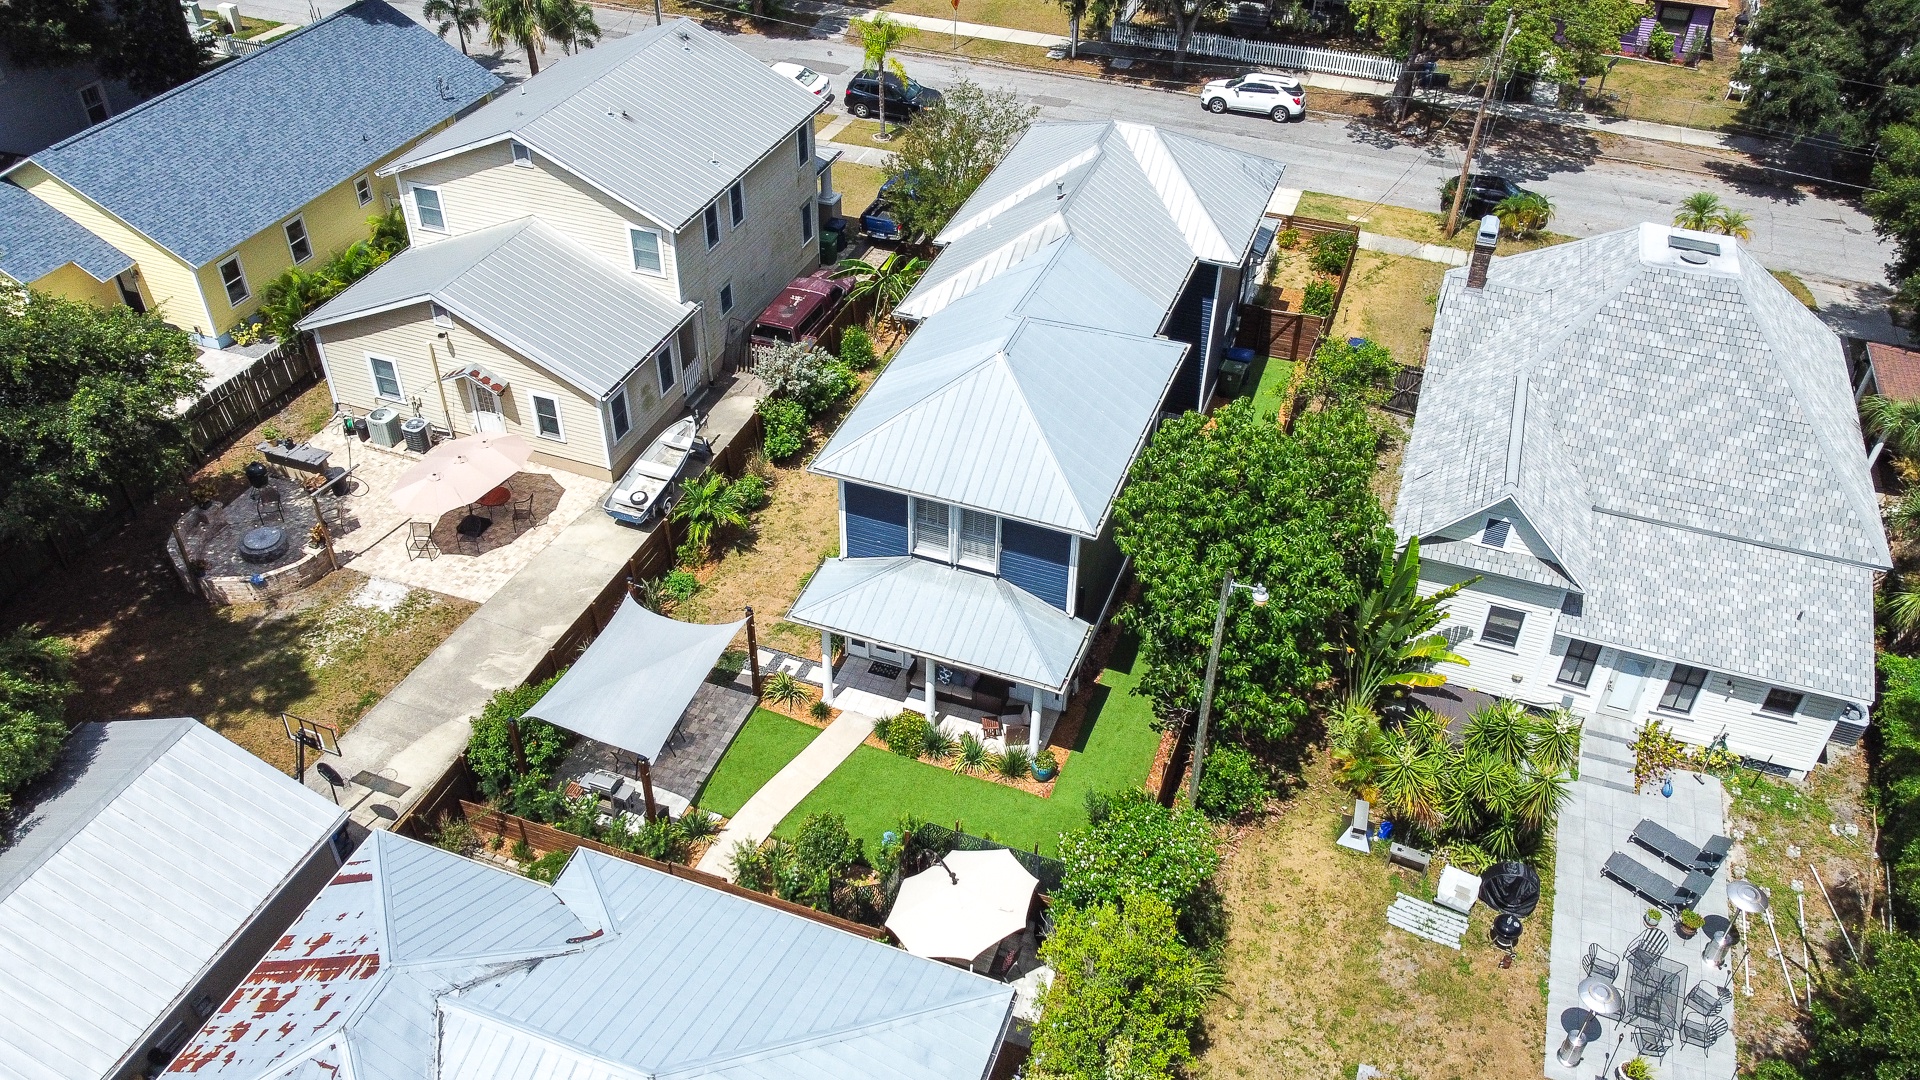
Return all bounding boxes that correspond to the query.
[843,70,943,122]
[1440,174,1530,219]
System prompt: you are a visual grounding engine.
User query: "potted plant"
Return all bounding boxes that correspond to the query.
[186,557,208,578]
[1032,747,1059,781]
[1618,1056,1655,1080]
[305,524,327,554]
[1676,908,1704,939]
[1643,907,1663,928]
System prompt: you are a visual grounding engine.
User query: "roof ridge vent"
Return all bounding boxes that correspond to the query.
[1668,233,1720,265]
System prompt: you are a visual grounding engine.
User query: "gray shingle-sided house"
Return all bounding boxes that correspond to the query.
[1395,222,1890,777]
[3,0,500,346]
[788,121,1284,757]
[168,831,1014,1080]
[302,18,832,481]
[0,718,349,1080]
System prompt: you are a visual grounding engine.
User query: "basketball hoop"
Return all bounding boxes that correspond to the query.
[282,712,341,783]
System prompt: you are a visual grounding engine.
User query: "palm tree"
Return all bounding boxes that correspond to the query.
[1710,207,1753,239]
[830,254,927,327]
[1862,394,1920,460]
[855,14,910,130]
[543,0,599,55]
[1672,191,1726,231]
[1492,191,1553,239]
[671,472,750,556]
[481,0,545,75]
[423,0,482,54]
[1881,574,1920,643]
[1462,699,1532,766]
[1335,538,1471,711]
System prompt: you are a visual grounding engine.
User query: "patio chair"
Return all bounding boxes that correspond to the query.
[406,520,437,561]
[1604,851,1688,911]
[1625,926,1668,969]
[1679,1014,1728,1052]
[252,487,283,524]
[1584,942,1621,981]
[1631,819,1734,873]
[1685,979,1732,1017]
[511,490,535,531]
[1635,1025,1673,1059]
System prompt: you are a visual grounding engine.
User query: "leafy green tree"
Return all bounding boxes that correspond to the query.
[830,254,927,327]
[1737,0,1872,144]
[466,675,566,802]
[0,630,78,815]
[0,284,204,541]
[423,0,483,54]
[881,79,1036,243]
[1494,191,1554,238]
[1029,894,1219,1080]
[100,0,207,95]
[854,14,911,127]
[1307,336,1397,407]
[1868,119,1920,311]
[1805,931,1920,1076]
[1874,652,1920,924]
[757,397,808,460]
[1053,0,1116,57]
[671,471,751,557]
[0,0,106,66]
[1334,538,1471,711]
[1131,0,1225,73]
[787,811,864,911]
[1056,789,1219,917]
[1114,398,1391,741]
[1350,0,1470,121]
[1479,0,1643,84]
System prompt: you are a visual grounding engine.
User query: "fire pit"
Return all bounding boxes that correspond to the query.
[238,526,289,564]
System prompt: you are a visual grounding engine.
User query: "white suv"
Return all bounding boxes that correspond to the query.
[1200,73,1306,122]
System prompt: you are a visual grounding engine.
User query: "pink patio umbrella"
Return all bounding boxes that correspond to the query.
[388,433,533,519]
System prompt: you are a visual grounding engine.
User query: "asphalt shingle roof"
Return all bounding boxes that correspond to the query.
[23,0,499,267]
[1395,223,1888,701]
[0,181,132,284]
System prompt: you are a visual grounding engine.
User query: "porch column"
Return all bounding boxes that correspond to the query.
[923,656,938,723]
[819,630,835,706]
[1027,697,1040,758]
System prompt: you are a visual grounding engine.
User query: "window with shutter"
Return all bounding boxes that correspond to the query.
[912,499,950,559]
[958,510,997,570]
[1481,518,1511,548]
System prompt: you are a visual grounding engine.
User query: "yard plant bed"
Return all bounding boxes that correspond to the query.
[1330,250,1448,368]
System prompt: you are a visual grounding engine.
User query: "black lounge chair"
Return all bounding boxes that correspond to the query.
[1679,1013,1728,1052]
[1604,852,1711,911]
[1631,819,1734,873]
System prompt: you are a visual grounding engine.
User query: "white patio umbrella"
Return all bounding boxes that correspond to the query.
[389,433,533,519]
[885,848,1039,962]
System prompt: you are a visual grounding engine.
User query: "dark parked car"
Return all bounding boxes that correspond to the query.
[1440,174,1530,219]
[749,267,849,349]
[859,174,916,240]
[843,70,943,122]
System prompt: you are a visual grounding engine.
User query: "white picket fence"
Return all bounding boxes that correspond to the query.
[1108,23,1404,83]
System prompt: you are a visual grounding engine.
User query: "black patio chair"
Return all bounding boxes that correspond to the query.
[1584,942,1621,981]
[1605,851,1688,911]
[1634,1024,1673,1059]
[1685,979,1732,1017]
[1625,926,1668,969]
[1679,1013,1728,1052]
[1632,819,1734,873]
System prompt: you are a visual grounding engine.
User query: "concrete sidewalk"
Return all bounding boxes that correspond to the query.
[695,707,875,877]
[848,7,1066,48]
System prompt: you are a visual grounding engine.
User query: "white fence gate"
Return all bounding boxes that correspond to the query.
[1107,23,1404,84]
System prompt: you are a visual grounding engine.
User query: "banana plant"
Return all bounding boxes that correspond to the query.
[1334,538,1473,711]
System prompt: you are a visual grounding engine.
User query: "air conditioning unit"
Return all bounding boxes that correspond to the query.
[216,1,241,32]
[367,407,404,448]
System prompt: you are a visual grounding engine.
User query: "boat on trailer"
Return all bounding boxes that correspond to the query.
[603,416,700,526]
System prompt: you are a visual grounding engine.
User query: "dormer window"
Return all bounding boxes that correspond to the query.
[511,140,533,167]
[1481,518,1511,548]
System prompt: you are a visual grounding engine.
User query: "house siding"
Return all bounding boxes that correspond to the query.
[844,482,910,557]
[13,161,209,332]
[1421,563,1564,701]
[313,300,614,479]
[28,261,123,307]
[1001,519,1072,610]
[1073,519,1125,623]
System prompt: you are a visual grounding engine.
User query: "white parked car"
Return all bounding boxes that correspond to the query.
[1200,72,1306,122]
[771,61,834,103]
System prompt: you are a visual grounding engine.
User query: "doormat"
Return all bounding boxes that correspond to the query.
[869,660,903,680]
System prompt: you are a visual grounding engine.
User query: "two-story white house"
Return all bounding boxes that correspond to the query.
[788,121,1285,756]
[300,18,831,479]
[1395,222,1890,777]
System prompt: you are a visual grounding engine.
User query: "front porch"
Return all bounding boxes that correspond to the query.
[824,644,1063,760]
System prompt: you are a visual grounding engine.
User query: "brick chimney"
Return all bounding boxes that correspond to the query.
[1466,213,1500,289]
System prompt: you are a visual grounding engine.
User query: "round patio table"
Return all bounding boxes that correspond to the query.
[475,485,512,509]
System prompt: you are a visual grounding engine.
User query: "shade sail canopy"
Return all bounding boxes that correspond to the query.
[522,596,744,763]
[885,848,1038,962]
[389,433,531,518]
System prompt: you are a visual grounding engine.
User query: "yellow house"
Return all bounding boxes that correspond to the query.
[0,180,136,306]
[0,0,499,346]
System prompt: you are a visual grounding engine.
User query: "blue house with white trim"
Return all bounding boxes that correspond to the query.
[789,120,1284,755]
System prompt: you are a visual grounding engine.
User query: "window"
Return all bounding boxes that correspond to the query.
[797,124,812,164]
[355,175,373,206]
[629,226,663,275]
[283,216,312,263]
[912,499,951,559]
[1761,688,1804,717]
[412,185,445,232]
[530,393,564,440]
[728,180,745,227]
[653,344,675,394]
[430,302,452,328]
[217,257,248,306]
[368,356,403,401]
[78,82,108,124]
[1481,518,1511,548]
[801,200,815,244]
[511,140,533,167]
[1560,591,1585,617]
[704,203,721,248]
[1480,606,1525,649]
[1660,665,1709,713]
[609,388,630,441]
[1557,639,1602,688]
[958,509,997,570]
[719,282,734,314]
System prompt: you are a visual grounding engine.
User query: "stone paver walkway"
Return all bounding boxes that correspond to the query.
[695,706,876,878]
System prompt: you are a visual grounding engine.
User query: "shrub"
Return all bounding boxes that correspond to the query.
[758,397,809,460]
[729,837,794,893]
[1301,278,1336,316]
[510,839,534,864]
[430,813,478,856]
[729,472,768,512]
[1647,26,1675,61]
[1195,743,1269,819]
[618,816,691,862]
[755,342,836,402]
[1875,653,1920,922]
[555,792,601,838]
[0,630,77,815]
[997,744,1033,779]
[1806,931,1920,1077]
[762,670,808,708]
[839,324,878,370]
[884,711,930,757]
[809,699,833,721]
[1309,336,1396,406]
[788,811,864,911]
[466,676,566,801]
[1274,227,1302,250]
[524,849,570,883]
[1057,790,1220,919]
[1310,230,1356,276]
[955,732,990,773]
[921,722,956,761]
[1621,1058,1654,1080]
[1750,1062,1802,1080]
[663,568,699,601]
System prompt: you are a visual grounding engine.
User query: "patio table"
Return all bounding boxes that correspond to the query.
[1625,954,1687,1033]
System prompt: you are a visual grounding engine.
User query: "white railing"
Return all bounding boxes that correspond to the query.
[1108,23,1404,84]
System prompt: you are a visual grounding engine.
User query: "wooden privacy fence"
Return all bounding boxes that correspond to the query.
[182,337,325,455]
[1384,365,1424,416]
[740,292,877,373]
[456,801,888,939]
[1108,23,1405,83]
[1236,308,1324,362]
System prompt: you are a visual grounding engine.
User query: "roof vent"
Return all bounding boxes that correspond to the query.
[1668,233,1720,265]
[1055,180,1065,200]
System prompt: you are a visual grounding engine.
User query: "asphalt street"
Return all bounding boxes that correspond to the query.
[248,0,1899,332]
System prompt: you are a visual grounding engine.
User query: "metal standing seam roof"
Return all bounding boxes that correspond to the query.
[385,18,824,232]
[0,180,132,284]
[788,556,1096,692]
[299,217,695,398]
[170,834,1012,1080]
[18,0,499,268]
[0,719,346,1080]
[1394,223,1889,702]
[522,597,744,763]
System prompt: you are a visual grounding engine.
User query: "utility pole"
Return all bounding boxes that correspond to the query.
[1445,11,1517,238]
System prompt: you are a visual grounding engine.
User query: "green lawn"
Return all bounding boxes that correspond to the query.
[697,708,821,818]
[1247,355,1300,421]
[771,633,1163,856]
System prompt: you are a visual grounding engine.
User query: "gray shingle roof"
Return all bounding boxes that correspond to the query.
[788,556,1096,691]
[300,217,694,398]
[21,0,499,268]
[1395,223,1889,701]
[0,181,131,284]
[387,18,822,231]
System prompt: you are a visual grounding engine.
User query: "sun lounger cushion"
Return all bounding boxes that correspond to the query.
[1603,851,1685,910]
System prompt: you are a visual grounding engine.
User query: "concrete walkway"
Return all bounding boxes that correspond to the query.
[695,707,876,877]
[1358,230,1470,266]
